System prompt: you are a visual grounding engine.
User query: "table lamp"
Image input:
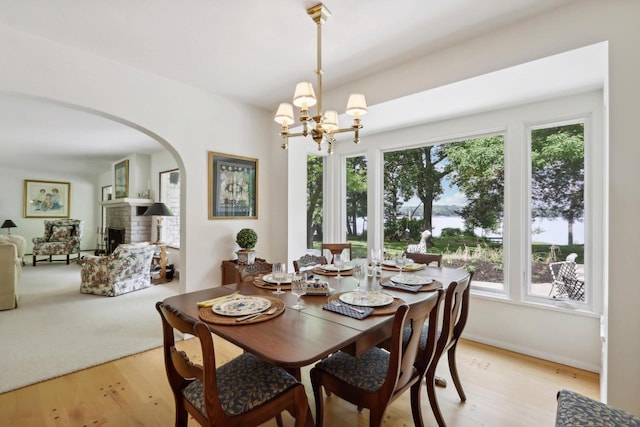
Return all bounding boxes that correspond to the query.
[1,219,17,235]
[143,202,174,244]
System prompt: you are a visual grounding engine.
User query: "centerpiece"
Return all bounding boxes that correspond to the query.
[235,228,257,265]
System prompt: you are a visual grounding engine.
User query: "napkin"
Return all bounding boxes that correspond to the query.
[323,302,373,319]
[380,280,421,293]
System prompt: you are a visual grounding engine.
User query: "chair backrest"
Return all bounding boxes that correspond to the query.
[237,260,273,282]
[156,302,222,423]
[321,243,352,261]
[549,261,577,284]
[110,243,155,276]
[405,252,442,267]
[432,273,473,363]
[383,290,443,399]
[42,219,84,241]
[293,254,327,273]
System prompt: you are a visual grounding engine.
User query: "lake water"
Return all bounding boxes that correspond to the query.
[432,216,584,245]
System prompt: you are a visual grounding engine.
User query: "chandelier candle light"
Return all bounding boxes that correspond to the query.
[274,3,367,154]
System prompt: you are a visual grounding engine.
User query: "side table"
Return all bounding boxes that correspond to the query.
[221,258,266,285]
[152,244,172,284]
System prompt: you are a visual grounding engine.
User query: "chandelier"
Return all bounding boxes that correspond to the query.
[274,3,367,154]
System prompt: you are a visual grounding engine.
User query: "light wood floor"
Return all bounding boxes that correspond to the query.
[0,338,598,426]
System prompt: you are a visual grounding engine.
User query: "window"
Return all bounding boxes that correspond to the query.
[529,122,585,302]
[159,169,180,248]
[306,155,324,250]
[382,136,505,292]
[346,155,368,258]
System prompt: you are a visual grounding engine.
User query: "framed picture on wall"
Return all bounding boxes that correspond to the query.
[102,185,113,201]
[23,179,71,218]
[114,160,129,198]
[208,152,258,219]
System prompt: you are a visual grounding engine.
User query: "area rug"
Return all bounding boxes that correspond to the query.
[0,260,179,394]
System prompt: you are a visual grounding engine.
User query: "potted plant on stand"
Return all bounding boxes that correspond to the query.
[235,228,257,265]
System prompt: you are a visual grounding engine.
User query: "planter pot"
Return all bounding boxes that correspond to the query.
[236,250,256,265]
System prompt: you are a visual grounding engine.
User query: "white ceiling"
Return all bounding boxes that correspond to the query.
[0,0,600,175]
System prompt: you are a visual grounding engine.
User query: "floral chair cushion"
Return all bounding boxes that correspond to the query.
[182,353,299,417]
[556,389,640,426]
[313,348,390,393]
[32,219,84,256]
[49,225,73,242]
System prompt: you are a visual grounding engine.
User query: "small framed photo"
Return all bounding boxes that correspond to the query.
[208,152,258,219]
[102,185,113,201]
[114,160,129,198]
[24,179,71,218]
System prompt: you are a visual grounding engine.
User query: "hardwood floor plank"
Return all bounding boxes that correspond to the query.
[0,338,598,426]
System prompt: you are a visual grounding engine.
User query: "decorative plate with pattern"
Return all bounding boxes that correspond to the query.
[212,296,271,316]
[262,273,293,284]
[339,291,394,307]
[391,275,434,286]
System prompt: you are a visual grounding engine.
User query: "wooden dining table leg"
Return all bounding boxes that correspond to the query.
[285,368,315,427]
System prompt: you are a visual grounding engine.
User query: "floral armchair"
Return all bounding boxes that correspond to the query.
[32,219,84,266]
[79,243,156,297]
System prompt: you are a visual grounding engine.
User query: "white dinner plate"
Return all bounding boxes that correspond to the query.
[262,273,293,284]
[390,275,434,286]
[339,291,394,307]
[382,260,426,271]
[212,296,271,316]
[319,263,353,272]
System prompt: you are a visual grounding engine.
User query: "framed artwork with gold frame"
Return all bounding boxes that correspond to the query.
[23,179,71,218]
[208,152,258,219]
[114,160,129,199]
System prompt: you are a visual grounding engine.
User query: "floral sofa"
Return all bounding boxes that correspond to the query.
[79,243,156,297]
[0,235,25,310]
[32,219,84,266]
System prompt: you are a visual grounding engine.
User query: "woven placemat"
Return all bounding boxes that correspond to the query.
[379,277,443,292]
[198,296,285,325]
[327,292,404,316]
[311,267,353,276]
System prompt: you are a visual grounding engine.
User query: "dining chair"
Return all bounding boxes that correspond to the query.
[236,260,273,283]
[310,290,443,427]
[293,253,327,273]
[321,242,352,261]
[405,252,443,267]
[156,302,309,427]
[424,272,473,427]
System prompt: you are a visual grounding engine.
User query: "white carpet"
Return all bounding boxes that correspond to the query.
[0,259,179,394]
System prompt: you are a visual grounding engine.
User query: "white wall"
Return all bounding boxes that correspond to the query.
[318,0,640,412]
[0,166,98,254]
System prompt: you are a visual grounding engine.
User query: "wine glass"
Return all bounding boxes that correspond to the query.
[271,262,286,295]
[395,254,407,279]
[352,262,365,292]
[290,274,307,310]
[371,248,382,277]
[334,253,344,279]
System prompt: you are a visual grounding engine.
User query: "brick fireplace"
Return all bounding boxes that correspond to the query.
[103,198,153,244]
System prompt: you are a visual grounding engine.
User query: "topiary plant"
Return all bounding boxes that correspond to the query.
[236,228,257,250]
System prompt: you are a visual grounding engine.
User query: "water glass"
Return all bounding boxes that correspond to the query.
[396,254,407,278]
[290,274,307,309]
[334,253,344,279]
[352,262,365,292]
[272,262,286,295]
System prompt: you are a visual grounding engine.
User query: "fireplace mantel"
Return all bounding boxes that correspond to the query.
[101,198,153,207]
[103,199,153,243]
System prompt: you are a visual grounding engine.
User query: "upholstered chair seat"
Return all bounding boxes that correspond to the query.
[313,348,391,393]
[182,353,301,417]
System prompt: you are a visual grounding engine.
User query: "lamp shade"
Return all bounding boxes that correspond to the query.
[346,93,368,117]
[293,81,317,108]
[143,202,174,217]
[322,110,339,131]
[274,103,295,126]
[1,219,17,229]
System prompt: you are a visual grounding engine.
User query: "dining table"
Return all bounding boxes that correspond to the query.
[161,263,469,373]
[161,262,469,426]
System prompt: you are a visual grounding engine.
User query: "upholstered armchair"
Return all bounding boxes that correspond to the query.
[0,239,22,310]
[79,243,155,297]
[32,219,84,266]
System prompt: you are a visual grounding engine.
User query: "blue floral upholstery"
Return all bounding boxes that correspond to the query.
[182,353,300,417]
[314,348,390,393]
[556,389,640,427]
[32,219,84,265]
[79,243,155,296]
